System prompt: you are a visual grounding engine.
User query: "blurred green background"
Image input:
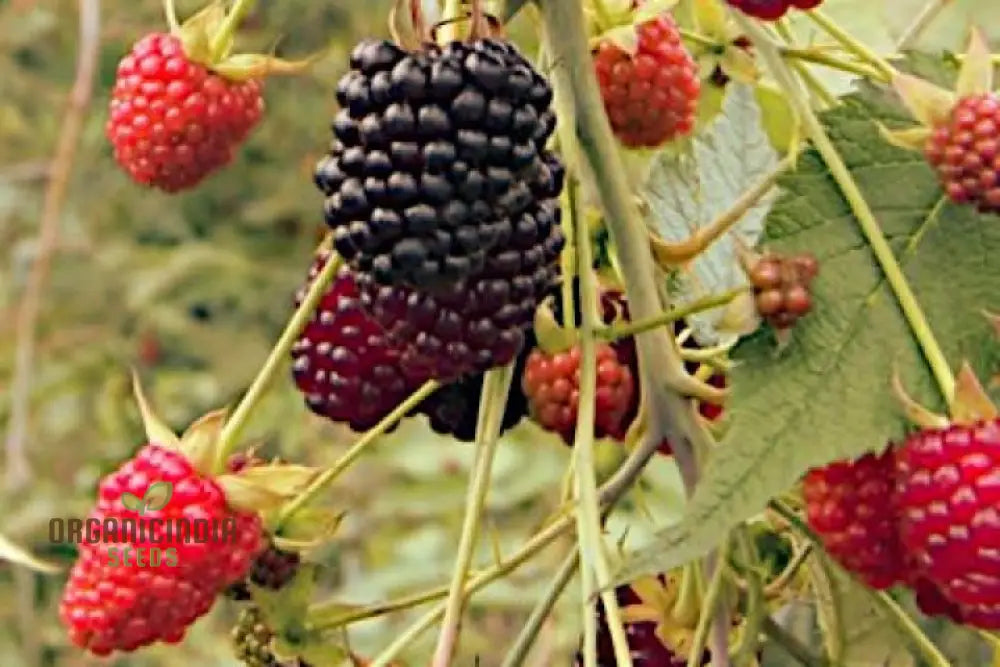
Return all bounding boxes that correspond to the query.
[2,0,999,665]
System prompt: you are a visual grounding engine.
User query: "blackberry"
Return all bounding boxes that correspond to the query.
[749,252,819,330]
[358,195,564,381]
[316,37,561,292]
[417,329,534,441]
[227,542,301,601]
[232,607,309,667]
[290,252,431,431]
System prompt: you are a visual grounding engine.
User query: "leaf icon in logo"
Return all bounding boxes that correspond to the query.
[120,482,173,515]
[120,492,144,512]
[141,482,173,512]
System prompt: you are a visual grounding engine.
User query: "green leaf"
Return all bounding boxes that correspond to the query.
[643,83,778,345]
[618,56,1000,582]
[808,554,914,666]
[252,564,318,636]
[0,533,62,574]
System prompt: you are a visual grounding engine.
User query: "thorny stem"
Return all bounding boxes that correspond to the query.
[761,616,827,667]
[687,539,730,667]
[215,252,345,470]
[275,379,439,529]
[874,591,950,667]
[804,9,896,82]
[501,549,580,667]
[538,0,722,493]
[5,0,101,493]
[739,16,957,404]
[209,0,257,61]
[599,288,750,342]
[573,174,634,667]
[431,365,514,666]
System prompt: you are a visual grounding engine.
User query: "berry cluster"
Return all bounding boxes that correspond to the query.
[316,38,562,291]
[106,33,264,192]
[804,418,1000,627]
[593,15,699,148]
[60,446,264,655]
[232,606,309,667]
[749,252,819,330]
[925,93,1000,214]
[725,0,823,21]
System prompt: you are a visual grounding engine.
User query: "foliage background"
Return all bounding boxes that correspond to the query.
[1,0,998,665]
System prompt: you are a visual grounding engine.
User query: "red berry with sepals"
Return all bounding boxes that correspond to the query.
[892,363,1000,628]
[593,13,700,148]
[803,447,906,589]
[59,444,265,655]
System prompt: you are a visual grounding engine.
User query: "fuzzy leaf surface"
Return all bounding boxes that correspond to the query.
[619,59,1000,582]
[643,83,778,345]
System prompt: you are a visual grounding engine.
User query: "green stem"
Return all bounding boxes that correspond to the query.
[560,174,579,332]
[774,21,838,108]
[804,9,896,81]
[573,174,634,667]
[538,0,721,496]
[874,591,950,667]
[163,0,180,32]
[214,252,343,470]
[739,16,956,403]
[307,584,450,629]
[275,379,440,528]
[431,365,514,666]
[209,0,257,61]
[895,0,948,50]
[780,47,887,82]
[732,528,765,666]
[687,538,731,667]
[761,616,827,667]
[501,549,580,667]
[599,288,749,342]
[767,499,817,543]
[679,28,718,49]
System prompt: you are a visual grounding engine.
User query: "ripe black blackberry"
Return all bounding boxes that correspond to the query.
[232,606,310,667]
[290,252,432,431]
[314,36,560,292]
[357,193,564,381]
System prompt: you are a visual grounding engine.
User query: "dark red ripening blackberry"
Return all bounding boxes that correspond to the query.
[749,252,819,330]
[416,330,533,441]
[358,193,564,381]
[314,37,562,292]
[290,252,431,431]
[576,578,710,667]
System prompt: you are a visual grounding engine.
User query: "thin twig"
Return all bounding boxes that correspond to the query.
[5,0,101,491]
[761,616,827,667]
[501,549,579,667]
[431,365,514,666]
[895,0,949,51]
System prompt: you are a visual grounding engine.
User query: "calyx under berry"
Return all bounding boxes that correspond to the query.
[166,0,316,82]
